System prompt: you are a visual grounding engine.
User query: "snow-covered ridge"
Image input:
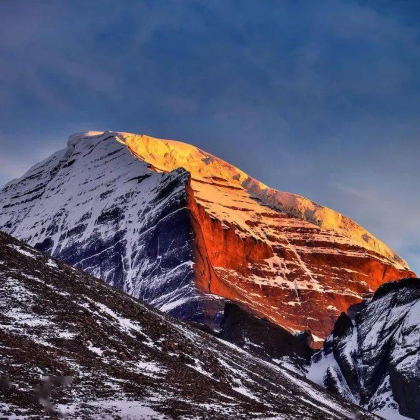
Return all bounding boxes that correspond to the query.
[67,131,105,148]
[0,131,207,321]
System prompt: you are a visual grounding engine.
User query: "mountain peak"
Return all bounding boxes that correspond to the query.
[0,130,414,344]
[78,130,410,271]
[66,131,105,148]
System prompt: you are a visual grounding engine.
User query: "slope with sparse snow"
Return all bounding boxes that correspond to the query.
[0,230,378,419]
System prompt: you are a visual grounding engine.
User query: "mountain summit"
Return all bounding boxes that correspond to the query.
[0,131,414,344]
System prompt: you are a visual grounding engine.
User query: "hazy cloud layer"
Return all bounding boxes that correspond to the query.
[0,0,419,272]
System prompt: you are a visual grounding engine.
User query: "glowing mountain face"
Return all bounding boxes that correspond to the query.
[0,131,414,345]
[121,132,408,270]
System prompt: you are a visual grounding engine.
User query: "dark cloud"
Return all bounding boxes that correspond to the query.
[0,0,419,272]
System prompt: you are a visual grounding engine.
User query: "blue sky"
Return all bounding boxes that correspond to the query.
[0,0,419,273]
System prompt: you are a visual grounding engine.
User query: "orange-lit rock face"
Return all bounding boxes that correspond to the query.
[185,181,413,346]
[118,132,414,344]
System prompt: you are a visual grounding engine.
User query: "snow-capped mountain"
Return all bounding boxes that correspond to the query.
[0,230,377,419]
[307,277,420,420]
[0,131,414,344]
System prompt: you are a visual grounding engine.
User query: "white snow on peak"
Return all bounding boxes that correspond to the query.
[67,131,105,148]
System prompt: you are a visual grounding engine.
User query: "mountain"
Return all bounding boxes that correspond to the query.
[0,131,414,345]
[0,230,378,419]
[306,278,420,420]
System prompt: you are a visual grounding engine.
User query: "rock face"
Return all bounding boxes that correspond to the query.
[0,231,378,419]
[0,131,414,343]
[307,277,420,420]
[219,302,313,365]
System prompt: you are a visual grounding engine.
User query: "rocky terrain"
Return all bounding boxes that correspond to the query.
[0,131,414,344]
[0,230,378,419]
[307,277,420,420]
[219,302,313,369]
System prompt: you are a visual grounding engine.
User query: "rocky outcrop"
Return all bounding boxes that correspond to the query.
[0,230,378,419]
[0,131,414,344]
[307,277,420,419]
[219,302,313,364]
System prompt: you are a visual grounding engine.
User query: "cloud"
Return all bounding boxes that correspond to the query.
[0,145,57,187]
[0,155,32,185]
[330,176,420,274]
[405,249,420,277]
[332,182,378,203]
[161,95,198,115]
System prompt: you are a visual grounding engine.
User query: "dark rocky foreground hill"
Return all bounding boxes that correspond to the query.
[0,231,377,419]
